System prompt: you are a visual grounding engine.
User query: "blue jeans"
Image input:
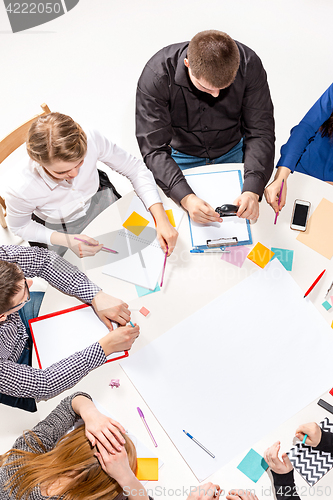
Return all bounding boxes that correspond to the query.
[171,138,244,170]
[0,291,44,413]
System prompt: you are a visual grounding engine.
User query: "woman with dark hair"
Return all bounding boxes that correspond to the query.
[265,83,333,213]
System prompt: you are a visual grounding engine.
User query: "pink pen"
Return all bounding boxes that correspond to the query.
[160,245,168,287]
[137,407,158,447]
[74,237,118,254]
[274,179,284,225]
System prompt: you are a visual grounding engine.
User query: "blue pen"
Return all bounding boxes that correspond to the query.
[183,430,215,458]
[302,434,308,445]
[129,321,135,327]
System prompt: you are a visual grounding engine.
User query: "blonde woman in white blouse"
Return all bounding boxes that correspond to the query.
[5,112,178,257]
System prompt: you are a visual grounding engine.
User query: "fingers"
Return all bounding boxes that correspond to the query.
[192,203,222,224]
[234,194,259,220]
[227,491,258,500]
[295,422,321,446]
[112,303,131,326]
[157,228,178,255]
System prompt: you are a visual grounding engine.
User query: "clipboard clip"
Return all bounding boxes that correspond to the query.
[206,237,238,248]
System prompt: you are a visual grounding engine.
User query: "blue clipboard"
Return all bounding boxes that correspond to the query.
[184,170,252,253]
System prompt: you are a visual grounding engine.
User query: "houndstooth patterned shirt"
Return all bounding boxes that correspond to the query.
[0,245,106,402]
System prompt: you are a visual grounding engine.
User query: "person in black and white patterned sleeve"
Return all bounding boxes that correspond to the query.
[264,422,333,499]
[0,245,140,413]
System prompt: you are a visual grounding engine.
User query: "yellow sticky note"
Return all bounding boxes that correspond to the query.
[123,211,150,236]
[165,209,176,227]
[331,321,333,329]
[247,242,275,269]
[136,457,158,481]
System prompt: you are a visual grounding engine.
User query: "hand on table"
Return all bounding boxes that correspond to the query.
[181,194,222,224]
[233,192,259,220]
[92,290,131,328]
[264,166,290,214]
[295,422,322,447]
[50,232,103,257]
[264,441,293,474]
[99,323,140,356]
[227,490,259,500]
[186,483,221,500]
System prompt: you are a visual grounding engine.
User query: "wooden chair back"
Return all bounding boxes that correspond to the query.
[0,103,51,228]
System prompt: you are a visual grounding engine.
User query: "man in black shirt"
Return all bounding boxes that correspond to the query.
[136,30,275,223]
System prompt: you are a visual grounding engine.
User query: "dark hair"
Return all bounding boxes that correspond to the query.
[0,261,25,314]
[187,30,240,88]
[26,112,87,167]
[320,111,333,139]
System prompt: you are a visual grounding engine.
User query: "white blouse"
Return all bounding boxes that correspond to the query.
[5,129,161,245]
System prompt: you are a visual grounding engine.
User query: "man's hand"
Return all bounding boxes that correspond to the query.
[99,324,140,356]
[295,422,322,447]
[92,290,131,328]
[264,441,293,474]
[181,194,222,224]
[233,192,259,220]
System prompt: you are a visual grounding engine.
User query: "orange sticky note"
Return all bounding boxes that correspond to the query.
[166,209,176,227]
[123,211,150,237]
[136,457,158,480]
[247,242,275,269]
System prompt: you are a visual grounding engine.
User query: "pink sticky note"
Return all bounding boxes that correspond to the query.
[221,246,250,268]
[140,306,150,317]
[330,296,333,306]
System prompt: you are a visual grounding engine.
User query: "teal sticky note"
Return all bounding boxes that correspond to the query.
[271,247,294,272]
[237,448,268,483]
[322,300,332,311]
[135,283,160,297]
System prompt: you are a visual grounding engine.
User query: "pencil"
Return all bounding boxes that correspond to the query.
[274,179,284,225]
[74,236,118,254]
[160,245,168,287]
[304,269,326,298]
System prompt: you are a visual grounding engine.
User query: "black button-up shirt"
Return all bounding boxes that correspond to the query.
[136,41,275,204]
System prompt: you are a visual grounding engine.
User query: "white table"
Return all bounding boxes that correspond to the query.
[13,165,333,497]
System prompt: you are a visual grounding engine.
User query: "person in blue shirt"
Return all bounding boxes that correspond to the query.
[265,83,333,213]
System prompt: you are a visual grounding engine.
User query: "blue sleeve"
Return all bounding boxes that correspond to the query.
[277,84,333,171]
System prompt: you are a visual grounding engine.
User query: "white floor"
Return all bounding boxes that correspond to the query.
[1,0,333,497]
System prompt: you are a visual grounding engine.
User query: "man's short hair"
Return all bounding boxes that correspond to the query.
[187,30,240,89]
[0,261,24,314]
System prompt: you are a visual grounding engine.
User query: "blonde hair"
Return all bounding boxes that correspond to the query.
[0,425,137,500]
[26,112,87,166]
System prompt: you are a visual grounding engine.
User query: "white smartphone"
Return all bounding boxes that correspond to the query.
[290,199,311,231]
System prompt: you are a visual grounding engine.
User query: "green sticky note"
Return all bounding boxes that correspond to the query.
[135,283,160,297]
[322,300,332,311]
[237,448,268,483]
[271,247,294,272]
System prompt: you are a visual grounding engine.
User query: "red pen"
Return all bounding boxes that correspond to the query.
[304,269,326,298]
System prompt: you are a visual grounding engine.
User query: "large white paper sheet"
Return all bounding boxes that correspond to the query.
[185,170,251,248]
[103,197,183,290]
[121,260,333,481]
